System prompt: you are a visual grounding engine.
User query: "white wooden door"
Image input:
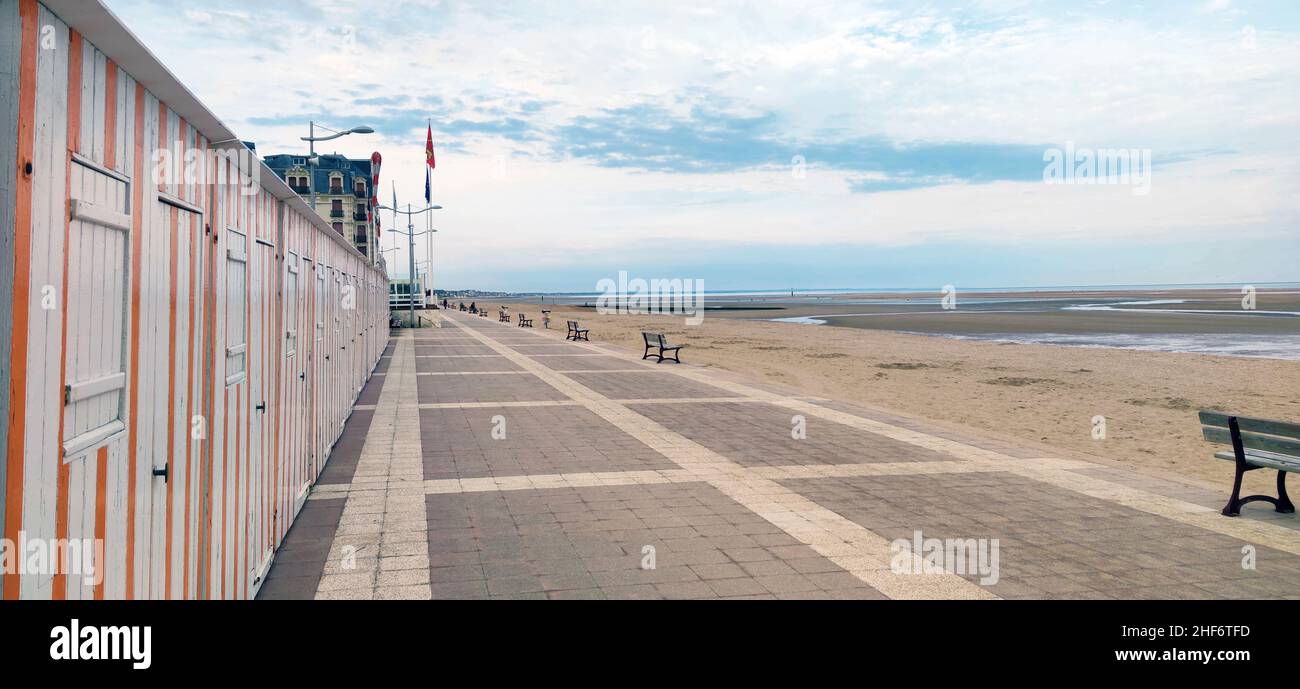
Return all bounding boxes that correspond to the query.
[247,239,273,591]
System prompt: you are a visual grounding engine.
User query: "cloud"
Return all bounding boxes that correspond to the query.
[100,0,1300,289]
[554,99,1050,190]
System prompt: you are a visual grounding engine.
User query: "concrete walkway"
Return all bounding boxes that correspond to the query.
[259,311,1300,600]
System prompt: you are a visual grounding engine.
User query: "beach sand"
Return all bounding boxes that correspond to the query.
[473,294,1300,499]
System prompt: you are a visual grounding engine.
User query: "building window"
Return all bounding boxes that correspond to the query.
[332,222,343,233]
[329,176,343,194]
[225,228,248,385]
[285,252,299,358]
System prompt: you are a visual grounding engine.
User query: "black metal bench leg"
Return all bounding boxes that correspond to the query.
[1223,462,1247,517]
[1277,471,1296,513]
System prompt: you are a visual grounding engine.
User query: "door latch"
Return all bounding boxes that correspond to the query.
[255,402,267,413]
[152,464,169,483]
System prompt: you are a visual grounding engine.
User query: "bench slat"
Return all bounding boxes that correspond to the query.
[1214,449,1300,473]
[1202,427,1300,457]
[1199,411,1300,439]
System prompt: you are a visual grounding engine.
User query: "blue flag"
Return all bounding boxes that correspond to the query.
[425,166,431,204]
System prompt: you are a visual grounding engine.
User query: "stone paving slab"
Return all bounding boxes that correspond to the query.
[562,371,737,400]
[419,405,678,480]
[413,344,502,356]
[628,401,952,468]
[505,344,589,354]
[416,371,569,403]
[808,399,1050,459]
[527,355,644,372]
[256,498,346,600]
[783,471,1300,599]
[425,482,884,600]
[416,355,524,373]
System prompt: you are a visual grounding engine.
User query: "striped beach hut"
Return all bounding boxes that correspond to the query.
[0,0,389,599]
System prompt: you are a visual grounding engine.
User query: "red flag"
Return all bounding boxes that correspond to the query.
[425,124,436,170]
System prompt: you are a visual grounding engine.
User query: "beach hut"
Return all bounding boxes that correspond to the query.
[0,0,388,599]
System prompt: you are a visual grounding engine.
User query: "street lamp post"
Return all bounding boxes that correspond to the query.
[378,203,441,326]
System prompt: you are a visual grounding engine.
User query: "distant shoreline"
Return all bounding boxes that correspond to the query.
[499,286,1300,360]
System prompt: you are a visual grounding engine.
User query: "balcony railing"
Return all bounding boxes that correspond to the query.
[353,211,368,221]
[290,184,310,194]
[329,186,344,195]
[354,188,367,198]
[330,209,345,218]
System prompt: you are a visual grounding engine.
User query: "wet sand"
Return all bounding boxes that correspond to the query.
[683,288,1300,336]
[483,290,1300,499]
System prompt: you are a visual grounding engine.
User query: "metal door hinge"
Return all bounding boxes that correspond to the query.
[152,464,169,483]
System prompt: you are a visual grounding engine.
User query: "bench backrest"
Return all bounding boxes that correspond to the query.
[1199,411,1300,457]
[642,331,663,346]
[567,320,579,330]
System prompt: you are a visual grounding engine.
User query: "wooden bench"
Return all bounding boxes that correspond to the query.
[1199,411,1299,516]
[479,310,488,318]
[499,309,510,323]
[642,331,686,364]
[566,320,590,341]
[517,313,533,328]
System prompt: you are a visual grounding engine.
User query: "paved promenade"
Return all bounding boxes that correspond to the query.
[259,311,1300,600]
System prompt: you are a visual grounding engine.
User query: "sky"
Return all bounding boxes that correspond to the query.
[102,0,1300,292]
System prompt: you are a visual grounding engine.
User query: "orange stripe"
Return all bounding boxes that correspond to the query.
[235,384,242,598]
[103,60,117,170]
[52,29,83,601]
[2,0,39,602]
[273,215,283,542]
[203,156,222,600]
[93,446,107,600]
[164,204,178,597]
[183,207,197,598]
[185,133,207,598]
[220,388,228,599]
[202,223,214,600]
[123,81,145,599]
